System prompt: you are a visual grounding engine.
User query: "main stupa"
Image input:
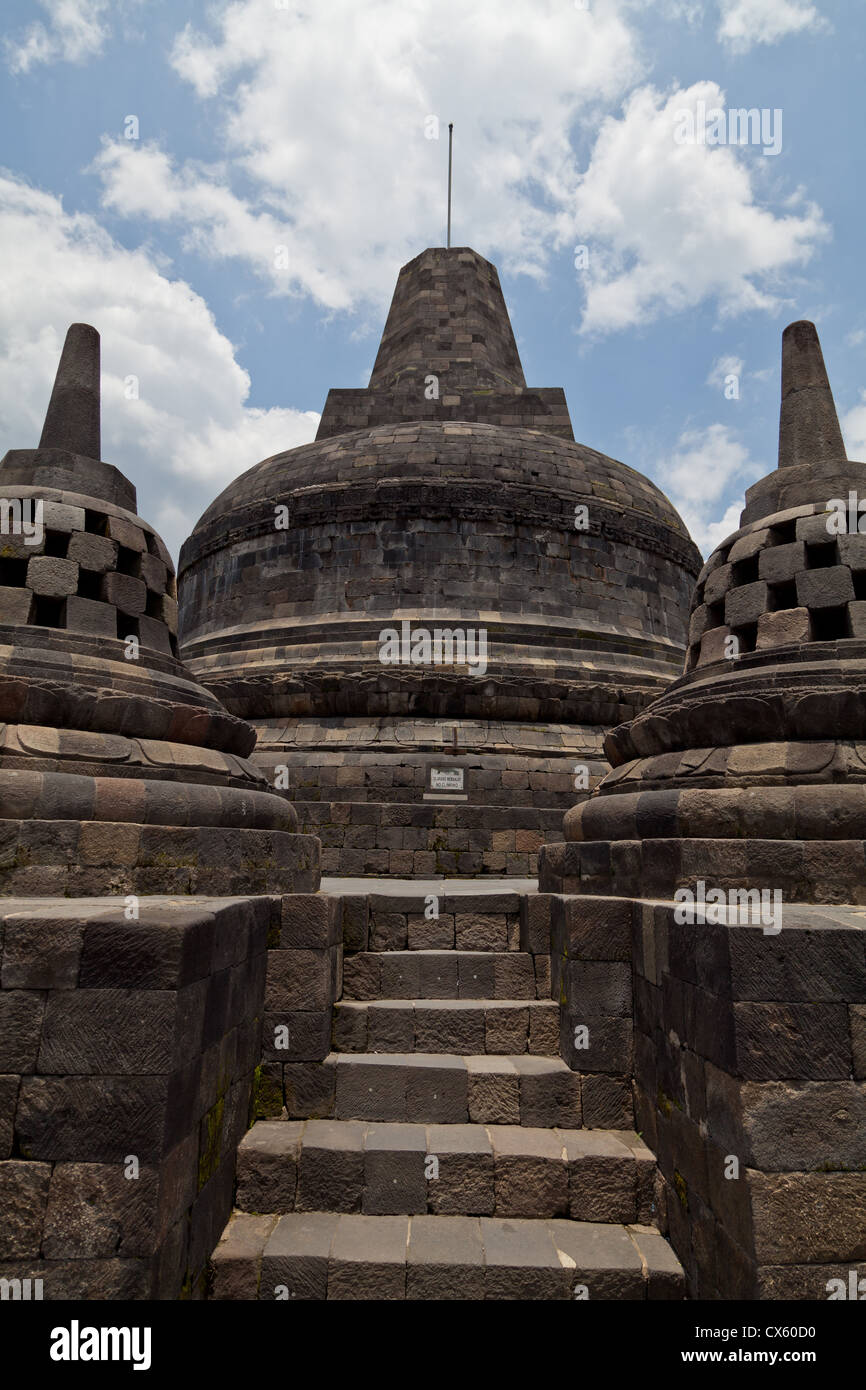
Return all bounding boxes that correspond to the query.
[178,248,702,876]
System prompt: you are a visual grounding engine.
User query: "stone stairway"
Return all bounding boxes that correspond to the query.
[210,892,684,1300]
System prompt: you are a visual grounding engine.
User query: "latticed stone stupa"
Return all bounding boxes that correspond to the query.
[0,323,318,896]
[542,319,866,903]
[178,247,701,877]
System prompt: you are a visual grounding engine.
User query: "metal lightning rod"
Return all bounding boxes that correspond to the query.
[447,123,453,248]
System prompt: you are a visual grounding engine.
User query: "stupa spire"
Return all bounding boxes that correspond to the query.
[777,319,845,470]
[38,322,101,460]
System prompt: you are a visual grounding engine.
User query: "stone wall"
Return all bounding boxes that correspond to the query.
[542,891,866,1299]
[295,799,562,877]
[0,895,270,1299]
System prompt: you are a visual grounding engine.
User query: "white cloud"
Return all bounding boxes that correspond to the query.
[841,394,866,464]
[565,81,827,335]
[4,0,111,73]
[658,422,762,552]
[95,0,644,314]
[717,0,827,53]
[846,329,866,348]
[0,173,318,559]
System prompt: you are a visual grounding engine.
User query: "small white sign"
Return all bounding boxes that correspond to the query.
[430,767,464,792]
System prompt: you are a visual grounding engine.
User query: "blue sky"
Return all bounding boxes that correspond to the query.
[1,0,863,560]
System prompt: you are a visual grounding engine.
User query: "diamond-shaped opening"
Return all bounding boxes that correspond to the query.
[32,596,65,628]
[117,612,139,642]
[77,569,101,600]
[731,623,757,654]
[116,545,138,575]
[768,519,797,546]
[705,600,725,630]
[145,590,163,618]
[145,531,161,557]
[44,530,69,558]
[768,580,798,613]
[84,509,106,535]
[812,606,848,641]
[732,555,760,586]
[169,633,178,658]
[806,541,838,568]
[0,557,28,587]
[853,572,866,601]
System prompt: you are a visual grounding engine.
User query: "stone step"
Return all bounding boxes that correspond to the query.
[333,999,560,1055]
[323,1051,582,1126]
[211,1211,684,1300]
[343,950,545,1000]
[235,1119,656,1223]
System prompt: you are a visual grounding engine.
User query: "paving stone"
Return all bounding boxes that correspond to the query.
[407,1215,485,1299]
[295,1119,366,1212]
[426,1124,495,1215]
[490,1126,569,1218]
[363,1123,427,1214]
[328,1214,409,1299]
[235,1121,304,1214]
[210,1213,278,1300]
[480,1217,566,1299]
[466,1056,520,1124]
[260,1212,339,1300]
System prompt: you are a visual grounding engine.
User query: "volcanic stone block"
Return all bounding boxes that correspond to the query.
[235,1122,304,1213]
[42,1162,160,1258]
[296,1120,365,1213]
[106,515,147,552]
[728,924,866,1002]
[405,1056,468,1123]
[698,625,732,665]
[458,953,496,998]
[1,915,83,988]
[368,1002,415,1052]
[750,1171,866,1265]
[756,607,810,648]
[406,1214,485,1300]
[549,1219,646,1300]
[27,555,77,597]
[266,949,331,1012]
[342,953,380,1000]
[0,990,45,1070]
[466,1057,520,1124]
[15,1075,169,1162]
[417,954,458,998]
[520,895,554,954]
[480,1217,565,1300]
[580,1073,633,1128]
[517,1058,581,1128]
[727,529,770,564]
[138,615,172,653]
[101,570,146,615]
[758,540,806,583]
[562,1130,638,1223]
[0,586,33,623]
[725,581,769,628]
[733,1002,851,1080]
[66,531,118,571]
[407,913,454,949]
[565,960,632,1016]
[279,894,339,950]
[328,1213,408,1299]
[209,1211,277,1300]
[703,563,734,606]
[491,1126,568,1218]
[0,1161,51,1258]
[485,1004,528,1053]
[259,1211,339,1301]
[341,897,368,953]
[284,1062,335,1119]
[65,595,118,638]
[455,914,508,951]
[426,1124,494,1215]
[796,565,854,609]
[363,1123,427,1214]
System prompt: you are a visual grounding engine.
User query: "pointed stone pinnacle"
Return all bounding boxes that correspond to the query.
[38,322,101,460]
[778,319,846,470]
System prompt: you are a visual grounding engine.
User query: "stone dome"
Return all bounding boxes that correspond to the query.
[178,248,701,877]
